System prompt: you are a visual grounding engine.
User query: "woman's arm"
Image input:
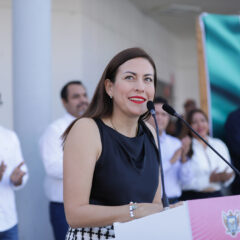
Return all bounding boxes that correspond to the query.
[210,139,235,186]
[64,118,128,227]
[63,118,162,228]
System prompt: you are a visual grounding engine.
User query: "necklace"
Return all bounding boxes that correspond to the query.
[110,118,118,131]
[110,118,139,137]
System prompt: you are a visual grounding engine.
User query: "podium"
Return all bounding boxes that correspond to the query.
[114,195,240,240]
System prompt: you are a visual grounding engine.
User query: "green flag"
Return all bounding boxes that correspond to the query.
[200,13,240,139]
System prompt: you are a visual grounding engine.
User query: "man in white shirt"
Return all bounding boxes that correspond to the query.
[39,81,89,240]
[0,126,28,240]
[148,97,191,204]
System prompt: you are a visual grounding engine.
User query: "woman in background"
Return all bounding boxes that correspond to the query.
[63,48,164,239]
[180,109,234,201]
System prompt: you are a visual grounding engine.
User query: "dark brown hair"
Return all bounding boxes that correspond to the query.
[186,109,208,127]
[61,80,84,102]
[62,47,157,141]
[186,108,209,158]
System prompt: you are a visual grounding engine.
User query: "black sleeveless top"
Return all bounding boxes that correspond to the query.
[89,118,160,206]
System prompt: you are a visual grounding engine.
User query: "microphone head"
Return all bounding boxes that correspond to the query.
[147,101,155,115]
[162,103,176,116]
[147,101,155,112]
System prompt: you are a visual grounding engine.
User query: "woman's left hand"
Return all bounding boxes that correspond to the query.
[210,168,234,183]
[218,168,234,182]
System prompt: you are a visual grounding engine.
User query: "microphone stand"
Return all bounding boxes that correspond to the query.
[151,111,170,209]
[173,112,240,177]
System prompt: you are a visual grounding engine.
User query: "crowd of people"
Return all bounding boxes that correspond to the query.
[0,47,239,240]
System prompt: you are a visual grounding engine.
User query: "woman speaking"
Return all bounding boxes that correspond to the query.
[63,48,164,239]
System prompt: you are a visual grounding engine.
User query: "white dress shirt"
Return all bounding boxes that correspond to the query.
[39,113,75,202]
[180,137,234,192]
[0,126,28,231]
[160,131,191,198]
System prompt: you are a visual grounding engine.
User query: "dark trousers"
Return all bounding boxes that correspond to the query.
[0,225,18,240]
[180,190,222,201]
[50,202,69,240]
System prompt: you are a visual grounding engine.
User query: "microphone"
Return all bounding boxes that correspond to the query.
[162,103,240,177]
[147,101,156,115]
[147,101,169,208]
[162,104,179,117]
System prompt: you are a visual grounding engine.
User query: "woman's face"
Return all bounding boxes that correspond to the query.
[190,112,209,138]
[107,57,155,118]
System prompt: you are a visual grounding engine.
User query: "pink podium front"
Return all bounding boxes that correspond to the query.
[114,195,240,240]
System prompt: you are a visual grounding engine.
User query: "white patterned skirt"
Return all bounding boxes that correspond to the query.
[65,225,115,240]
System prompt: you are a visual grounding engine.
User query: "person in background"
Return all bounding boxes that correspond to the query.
[180,109,234,201]
[174,99,197,139]
[148,96,191,204]
[225,107,240,195]
[63,48,169,240]
[0,125,28,240]
[39,81,89,240]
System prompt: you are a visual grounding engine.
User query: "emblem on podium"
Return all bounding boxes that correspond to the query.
[223,210,240,237]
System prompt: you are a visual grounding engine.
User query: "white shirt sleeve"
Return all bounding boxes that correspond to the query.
[39,125,63,179]
[178,159,193,185]
[161,136,182,173]
[179,158,210,191]
[215,139,235,187]
[162,157,172,172]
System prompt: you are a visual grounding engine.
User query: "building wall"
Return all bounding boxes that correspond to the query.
[51,0,176,120]
[0,0,200,128]
[173,33,200,113]
[0,2,12,129]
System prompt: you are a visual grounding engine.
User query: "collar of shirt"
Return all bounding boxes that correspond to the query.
[64,112,76,123]
[192,136,210,150]
[159,131,167,143]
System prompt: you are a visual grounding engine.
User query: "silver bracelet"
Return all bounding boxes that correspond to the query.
[129,202,138,218]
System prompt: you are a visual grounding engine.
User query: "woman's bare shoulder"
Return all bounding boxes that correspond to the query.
[63,117,102,162]
[66,118,101,147]
[70,118,98,134]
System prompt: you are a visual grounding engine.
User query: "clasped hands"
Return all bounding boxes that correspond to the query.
[210,167,234,183]
[170,136,191,164]
[0,161,26,186]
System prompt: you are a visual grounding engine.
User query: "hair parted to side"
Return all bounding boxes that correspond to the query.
[62,47,157,142]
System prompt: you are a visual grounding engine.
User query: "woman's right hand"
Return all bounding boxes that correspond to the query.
[210,168,234,183]
[134,202,163,219]
[180,136,191,163]
[181,136,191,154]
[135,201,183,219]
